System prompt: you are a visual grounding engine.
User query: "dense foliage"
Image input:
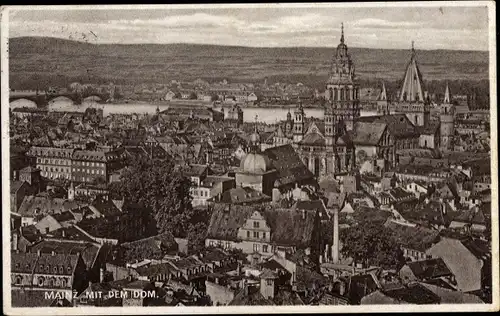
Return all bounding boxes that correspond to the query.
[340,217,404,270]
[111,156,211,254]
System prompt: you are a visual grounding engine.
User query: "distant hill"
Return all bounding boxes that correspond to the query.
[9,36,489,90]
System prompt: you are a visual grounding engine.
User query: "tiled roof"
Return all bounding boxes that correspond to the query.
[11,252,39,273]
[300,132,325,146]
[28,240,98,269]
[416,120,440,135]
[135,262,176,278]
[264,145,314,187]
[351,122,387,145]
[418,282,484,303]
[26,146,74,158]
[357,114,418,138]
[122,232,178,253]
[206,204,318,248]
[10,180,26,195]
[72,150,107,162]
[229,286,275,306]
[405,258,452,279]
[17,196,86,217]
[381,283,440,304]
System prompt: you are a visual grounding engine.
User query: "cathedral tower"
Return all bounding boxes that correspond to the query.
[324,23,360,132]
[440,83,455,151]
[293,100,305,143]
[395,42,430,127]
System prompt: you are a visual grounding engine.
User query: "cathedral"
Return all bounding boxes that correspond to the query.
[272,24,455,180]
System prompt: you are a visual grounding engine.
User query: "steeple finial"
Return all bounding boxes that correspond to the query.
[340,22,345,44]
[411,41,415,57]
[254,114,258,133]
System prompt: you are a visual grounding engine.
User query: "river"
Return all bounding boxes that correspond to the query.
[9,98,378,124]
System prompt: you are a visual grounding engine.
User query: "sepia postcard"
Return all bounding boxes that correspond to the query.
[1,2,498,315]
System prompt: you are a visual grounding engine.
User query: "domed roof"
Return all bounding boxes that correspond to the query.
[240,153,273,174]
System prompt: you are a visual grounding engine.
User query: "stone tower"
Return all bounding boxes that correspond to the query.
[394,42,430,127]
[293,100,305,143]
[376,82,390,115]
[440,83,455,151]
[324,23,360,132]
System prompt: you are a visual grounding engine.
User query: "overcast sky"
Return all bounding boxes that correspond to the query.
[8,4,490,51]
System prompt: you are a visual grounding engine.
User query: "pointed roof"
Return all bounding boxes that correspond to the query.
[399,42,425,102]
[443,83,451,104]
[378,82,387,101]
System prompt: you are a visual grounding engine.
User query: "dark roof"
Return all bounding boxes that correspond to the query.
[229,286,275,306]
[416,120,440,135]
[300,132,325,146]
[405,258,452,280]
[183,164,208,177]
[212,187,271,204]
[461,238,490,259]
[28,240,98,269]
[46,226,97,243]
[52,211,76,222]
[135,262,176,278]
[17,196,86,217]
[381,283,441,304]
[121,232,178,253]
[264,145,314,187]
[206,204,318,248]
[10,180,27,195]
[351,122,386,145]
[11,252,39,273]
[357,114,418,138]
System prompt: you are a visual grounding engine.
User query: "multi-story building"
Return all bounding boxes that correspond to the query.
[71,149,122,184]
[11,251,87,299]
[27,147,74,180]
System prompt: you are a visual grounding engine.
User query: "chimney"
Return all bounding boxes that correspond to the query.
[12,232,18,251]
[62,229,66,238]
[100,268,104,283]
[332,208,339,264]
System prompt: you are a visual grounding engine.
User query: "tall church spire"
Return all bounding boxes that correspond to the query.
[444,82,451,104]
[340,22,345,44]
[399,41,425,102]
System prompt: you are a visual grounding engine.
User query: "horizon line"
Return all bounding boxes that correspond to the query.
[9,36,490,53]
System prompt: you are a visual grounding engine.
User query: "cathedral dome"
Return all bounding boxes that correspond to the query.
[240,152,273,174]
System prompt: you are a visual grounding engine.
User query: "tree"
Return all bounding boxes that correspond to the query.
[111,156,195,238]
[340,221,404,270]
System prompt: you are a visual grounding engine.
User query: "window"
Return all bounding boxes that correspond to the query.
[38,277,44,286]
[263,245,269,253]
[266,279,273,286]
[253,231,259,238]
[253,244,260,252]
[253,221,260,228]
[247,231,250,238]
[263,232,266,239]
